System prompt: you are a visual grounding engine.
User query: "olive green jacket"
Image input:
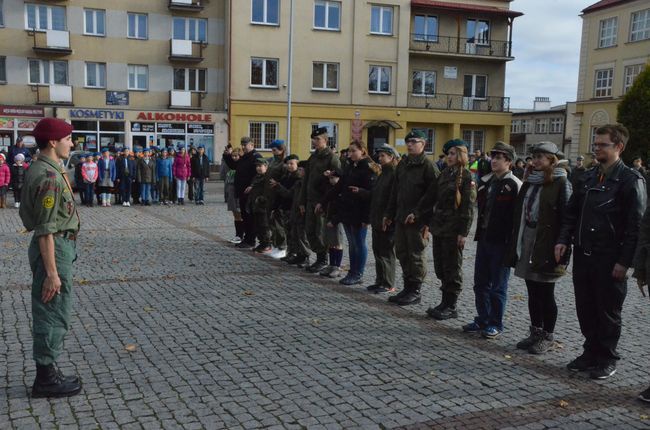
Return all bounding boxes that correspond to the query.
[300,147,341,205]
[248,173,273,214]
[369,164,396,230]
[430,166,476,237]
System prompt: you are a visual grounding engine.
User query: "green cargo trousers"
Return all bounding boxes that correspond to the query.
[28,235,76,366]
[254,210,272,247]
[305,202,326,256]
[394,222,428,285]
[432,235,463,299]
[372,227,396,289]
[270,209,288,250]
[288,216,309,258]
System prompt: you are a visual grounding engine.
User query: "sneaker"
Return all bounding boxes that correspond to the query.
[319,266,336,277]
[122,202,128,207]
[462,322,483,333]
[230,236,243,244]
[327,267,343,278]
[340,273,362,285]
[126,202,131,207]
[589,364,616,380]
[567,354,597,372]
[638,386,650,403]
[481,326,501,339]
[528,331,554,355]
[270,249,287,259]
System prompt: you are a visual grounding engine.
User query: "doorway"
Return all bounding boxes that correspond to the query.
[367,125,388,155]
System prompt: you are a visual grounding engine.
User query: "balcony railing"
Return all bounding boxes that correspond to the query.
[408,93,510,112]
[32,84,73,105]
[410,34,513,59]
[169,39,205,62]
[31,30,72,55]
[169,90,203,109]
[168,0,204,11]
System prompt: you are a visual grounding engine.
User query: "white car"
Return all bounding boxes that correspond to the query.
[62,150,87,190]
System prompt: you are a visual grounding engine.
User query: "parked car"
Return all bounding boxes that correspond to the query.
[63,150,86,190]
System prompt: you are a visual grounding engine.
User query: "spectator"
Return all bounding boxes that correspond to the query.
[10,153,29,209]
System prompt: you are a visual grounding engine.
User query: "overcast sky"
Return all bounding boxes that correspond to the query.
[506,0,595,109]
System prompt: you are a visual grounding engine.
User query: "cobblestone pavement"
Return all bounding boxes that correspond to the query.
[2,182,650,430]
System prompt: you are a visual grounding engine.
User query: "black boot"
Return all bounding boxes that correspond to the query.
[427,292,458,320]
[32,364,82,399]
[388,284,410,303]
[307,254,328,273]
[396,284,421,306]
[295,255,311,268]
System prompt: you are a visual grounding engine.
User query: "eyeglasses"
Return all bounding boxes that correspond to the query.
[489,152,508,160]
[405,139,421,145]
[591,143,615,150]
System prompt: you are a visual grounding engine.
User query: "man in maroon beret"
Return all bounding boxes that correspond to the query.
[19,118,82,398]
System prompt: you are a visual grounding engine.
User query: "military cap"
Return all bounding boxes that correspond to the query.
[443,139,469,155]
[531,141,560,155]
[134,148,142,153]
[490,141,516,161]
[32,118,73,142]
[101,147,110,153]
[311,127,328,139]
[143,148,151,153]
[284,154,299,162]
[254,157,268,166]
[405,130,427,141]
[577,155,585,161]
[270,139,285,149]
[374,144,400,158]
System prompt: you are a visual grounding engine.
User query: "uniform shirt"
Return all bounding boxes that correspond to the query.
[19,155,80,237]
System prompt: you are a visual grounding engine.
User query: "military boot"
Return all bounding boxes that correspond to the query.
[428,292,458,320]
[388,284,410,303]
[32,364,82,399]
[295,255,311,269]
[396,284,421,306]
[307,254,328,273]
[516,326,542,350]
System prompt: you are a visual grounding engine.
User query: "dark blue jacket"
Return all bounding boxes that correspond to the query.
[97,157,116,182]
[157,158,173,179]
[115,156,136,180]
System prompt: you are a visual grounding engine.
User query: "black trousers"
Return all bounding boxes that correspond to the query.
[573,249,627,366]
[239,195,255,245]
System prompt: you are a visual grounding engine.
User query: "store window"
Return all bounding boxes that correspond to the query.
[72,120,125,152]
[84,8,105,36]
[25,4,66,31]
[29,59,68,85]
[249,121,278,149]
[128,13,147,39]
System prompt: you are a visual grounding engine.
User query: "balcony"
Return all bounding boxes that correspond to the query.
[169,39,204,63]
[32,85,73,105]
[169,90,203,109]
[409,35,513,60]
[407,93,510,112]
[31,30,72,55]
[168,0,204,11]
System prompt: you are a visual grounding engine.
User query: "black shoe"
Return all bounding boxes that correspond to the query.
[280,254,295,263]
[396,291,421,306]
[589,364,616,380]
[567,354,597,372]
[366,284,381,292]
[388,288,408,303]
[236,241,254,249]
[285,255,301,265]
[428,305,458,320]
[516,326,541,350]
[638,386,650,403]
[307,256,328,273]
[295,256,311,269]
[32,364,82,399]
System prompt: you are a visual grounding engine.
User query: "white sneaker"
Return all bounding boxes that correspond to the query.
[126,202,131,207]
[230,236,242,244]
[270,248,287,259]
[122,202,128,207]
[14,202,20,208]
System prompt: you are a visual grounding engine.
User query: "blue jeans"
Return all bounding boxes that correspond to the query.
[140,183,151,203]
[195,179,205,202]
[151,183,159,203]
[343,224,368,277]
[473,240,511,330]
[120,178,132,203]
[85,183,94,205]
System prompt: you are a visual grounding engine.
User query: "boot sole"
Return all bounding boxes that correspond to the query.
[397,299,421,306]
[32,386,82,399]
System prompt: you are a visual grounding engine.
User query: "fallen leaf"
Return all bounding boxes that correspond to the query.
[243,291,255,296]
[143,306,155,312]
[504,354,512,360]
[558,400,569,408]
[78,279,90,285]
[512,294,525,301]
[19,228,29,234]
[163,274,176,280]
[640,415,649,420]
[311,318,321,326]
[125,344,137,352]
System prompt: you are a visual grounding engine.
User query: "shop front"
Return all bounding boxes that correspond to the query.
[66,109,127,152]
[0,105,48,152]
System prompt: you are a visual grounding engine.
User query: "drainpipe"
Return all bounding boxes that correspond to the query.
[286,0,295,153]
[227,0,232,146]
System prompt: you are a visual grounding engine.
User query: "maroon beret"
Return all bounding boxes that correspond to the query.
[32,118,73,142]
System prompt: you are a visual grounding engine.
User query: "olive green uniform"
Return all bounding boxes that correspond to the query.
[300,147,341,256]
[19,155,80,366]
[248,172,273,247]
[429,166,476,299]
[278,171,309,258]
[267,155,287,249]
[369,163,397,289]
[385,153,440,287]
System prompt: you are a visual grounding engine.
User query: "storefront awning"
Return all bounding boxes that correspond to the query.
[411,0,523,18]
[363,120,403,130]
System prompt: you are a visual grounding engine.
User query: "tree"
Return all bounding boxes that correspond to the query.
[618,65,650,164]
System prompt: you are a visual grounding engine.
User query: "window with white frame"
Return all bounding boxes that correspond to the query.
[467,19,489,45]
[598,17,617,48]
[128,13,147,39]
[412,70,436,95]
[172,17,207,42]
[312,62,338,91]
[412,127,435,154]
[370,5,393,35]
[462,129,485,153]
[314,1,340,31]
[594,68,613,97]
[173,68,206,92]
[311,123,339,149]
[249,121,278,149]
[25,4,66,31]
[84,9,105,36]
[414,15,438,41]
[252,0,279,25]
[521,119,531,133]
[550,117,564,134]
[0,0,4,27]
[511,120,521,133]
[85,62,106,88]
[630,9,650,42]
[624,63,644,93]
[463,74,487,99]
[28,59,68,85]
[590,127,599,146]
[251,58,278,88]
[0,57,6,83]
[128,65,148,90]
[535,118,548,134]
[369,65,391,94]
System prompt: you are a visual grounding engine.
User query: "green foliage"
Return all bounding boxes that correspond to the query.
[618,65,650,164]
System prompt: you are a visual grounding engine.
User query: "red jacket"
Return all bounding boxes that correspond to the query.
[173,154,191,180]
[0,163,10,187]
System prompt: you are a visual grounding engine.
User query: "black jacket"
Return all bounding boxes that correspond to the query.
[274,171,299,211]
[223,150,262,198]
[115,156,136,180]
[191,154,210,179]
[474,171,522,243]
[322,158,376,226]
[558,160,646,267]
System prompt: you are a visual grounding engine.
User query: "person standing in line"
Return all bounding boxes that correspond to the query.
[117,149,136,207]
[267,140,288,258]
[505,142,572,355]
[225,148,244,243]
[427,139,476,320]
[156,148,173,205]
[11,153,30,209]
[168,147,178,204]
[74,154,87,205]
[81,154,98,207]
[191,144,210,205]
[246,158,273,254]
[283,160,311,268]
[0,153,10,208]
[97,148,116,207]
[558,124,646,380]
[187,146,197,202]
[137,148,156,206]
[173,146,191,205]
[463,142,522,338]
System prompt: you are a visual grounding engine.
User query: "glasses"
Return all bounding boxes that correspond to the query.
[490,152,508,160]
[591,143,615,150]
[405,139,421,145]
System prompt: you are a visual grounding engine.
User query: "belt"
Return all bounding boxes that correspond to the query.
[54,231,78,241]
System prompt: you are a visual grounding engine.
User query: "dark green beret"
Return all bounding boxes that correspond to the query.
[284,154,300,163]
[443,139,469,155]
[405,130,426,141]
[254,158,268,166]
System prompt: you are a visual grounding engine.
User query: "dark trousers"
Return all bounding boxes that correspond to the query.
[194,178,205,202]
[159,177,170,202]
[372,227,396,289]
[120,178,132,203]
[239,195,255,245]
[288,215,309,257]
[270,208,288,250]
[254,210,271,247]
[188,178,195,201]
[432,235,463,298]
[473,240,511,330]
[13,187,22,203]
[526,280,557,333]
[132,181,140,204]
[573,250,627,365]
[394,222,428,286]
[85,183,95,205]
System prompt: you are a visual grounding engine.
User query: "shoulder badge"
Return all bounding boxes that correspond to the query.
[43,196,55,209]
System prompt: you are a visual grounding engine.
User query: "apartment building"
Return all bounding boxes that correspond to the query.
[0,0,227,161]
[573,0,649,158]
[227,0,522,159]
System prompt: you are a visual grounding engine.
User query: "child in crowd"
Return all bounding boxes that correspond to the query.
[316,171,344,278]
[225,148,244,243]
[0,153,10,209]
[75,154,87,204]
[283,160,310,268]
[81,154,98,207]
[11,153,29,208]
[247,158,273,254]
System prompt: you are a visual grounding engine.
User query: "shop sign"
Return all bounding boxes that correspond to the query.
[187,123,214,135]
[0,106,45,117]
[157,123,186,134]
[70,109,125,120]
[106,91,129,106]
[136,112,213,123]
[131,122,156,133]
[0,117,39,130]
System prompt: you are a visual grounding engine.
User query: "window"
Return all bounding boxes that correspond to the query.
[463,74,487,99]
[462,129,485,153]
[249,121,278,149]
[414,15,438,41]
[550,117,564,134]
[25,4,66,31]
[173,68,206,92]
[85,62,106,88]
[370,5,393,35]
[624,64,644,93]
[412,127,435,154]
[412,70,436,95]
[173,17,207,42]
[311,123,339,149]
[511,120,521,133]
[630,9,650,42]
[252,0,279,25]
[594,68,613,98]
[28,59,68,85]
[368,65,391,94]
[314,1,340,30]
[0,57,5,83]
[590,127,599,146]
[598,17,617,47]
[128,13,147,39]
[535,119,548,134]
[128,65,148,90]
[312,62,338,91]
[521,119,531,133]
[84,9,105,36]
[251,58,278,88]
[0,0,4,27]
[467,19,489,45]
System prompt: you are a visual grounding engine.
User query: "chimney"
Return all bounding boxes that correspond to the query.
[534,97,551,111]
